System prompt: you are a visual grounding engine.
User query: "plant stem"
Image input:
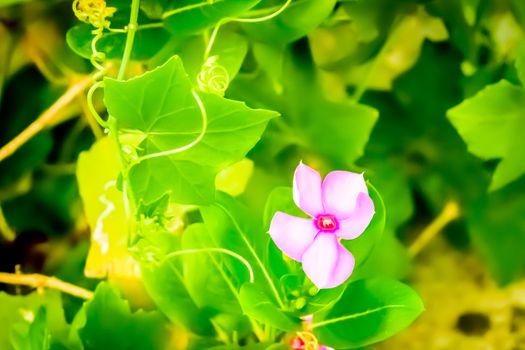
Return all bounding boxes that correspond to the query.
[0,75,93,162]
[117,0,141,80]
[408,201,460,257]
[0,272,93,299]
[79,93,104,139]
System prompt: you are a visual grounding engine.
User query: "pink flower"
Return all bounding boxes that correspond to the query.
[269,162,375,289]
[290,336,334,350]
[289,315,334,350]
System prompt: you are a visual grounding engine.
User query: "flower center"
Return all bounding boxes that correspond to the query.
[315,214,338,232]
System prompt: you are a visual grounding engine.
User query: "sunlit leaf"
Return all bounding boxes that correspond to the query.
[238,283,301,331]
[447,80,525,191]
[182,223,245,315]
[200,192,286,308]
[73,282,169,349]
[162,0,260,35]
[0,291,71,350]
[242,0,337,44]
[215,158,254,197]
[104,56,278,204]
[77,137,138,279]
[66,24,170,61]
[10,307,50,350]
[312,278,424,349]
[468,178,525,284]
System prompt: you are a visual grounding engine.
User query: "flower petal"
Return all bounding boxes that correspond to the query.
[293,162,324,217]
[337,192,375,240]
[302,233,355,289]
[322,170,368,219]
[269,212,318,262]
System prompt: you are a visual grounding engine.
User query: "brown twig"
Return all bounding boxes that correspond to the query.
[0,74,93,162]
[0,272,93,299]
[409,201,461,257]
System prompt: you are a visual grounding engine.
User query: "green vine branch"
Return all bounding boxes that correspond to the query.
[117,0,140,80]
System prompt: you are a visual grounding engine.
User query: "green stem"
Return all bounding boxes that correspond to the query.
[112,0,141,245]
[117,0,141,80]
[137,22,163,30]
[86,81,108,127]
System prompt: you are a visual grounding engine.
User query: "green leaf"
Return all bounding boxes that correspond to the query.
[66,24,170,61]
[351,162,412,280]
[447,80,525,191]
[140,0,169,19]
[468,178,525,284]
[176,30,249,85]
[73,282,170,350]
[162,0,260,35]
[230,47,378,165]
[182,223,246,315]
[104,56,278,204]
[239,283,301,332]
[297,284,345,316]
[140,233,216,336]
[208,343,280,350]
[215,158,254,196]
[265,345,289,350]
[10,307,51,350]
[200,192,286,310]
[76,137,133,278]
[242,0,337,44]
[516,42,525,86]
[304,102,378,166]
[0,0,31,7]
[343,6,448,91]
[0,291,71,350]
[312,278,424,349]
